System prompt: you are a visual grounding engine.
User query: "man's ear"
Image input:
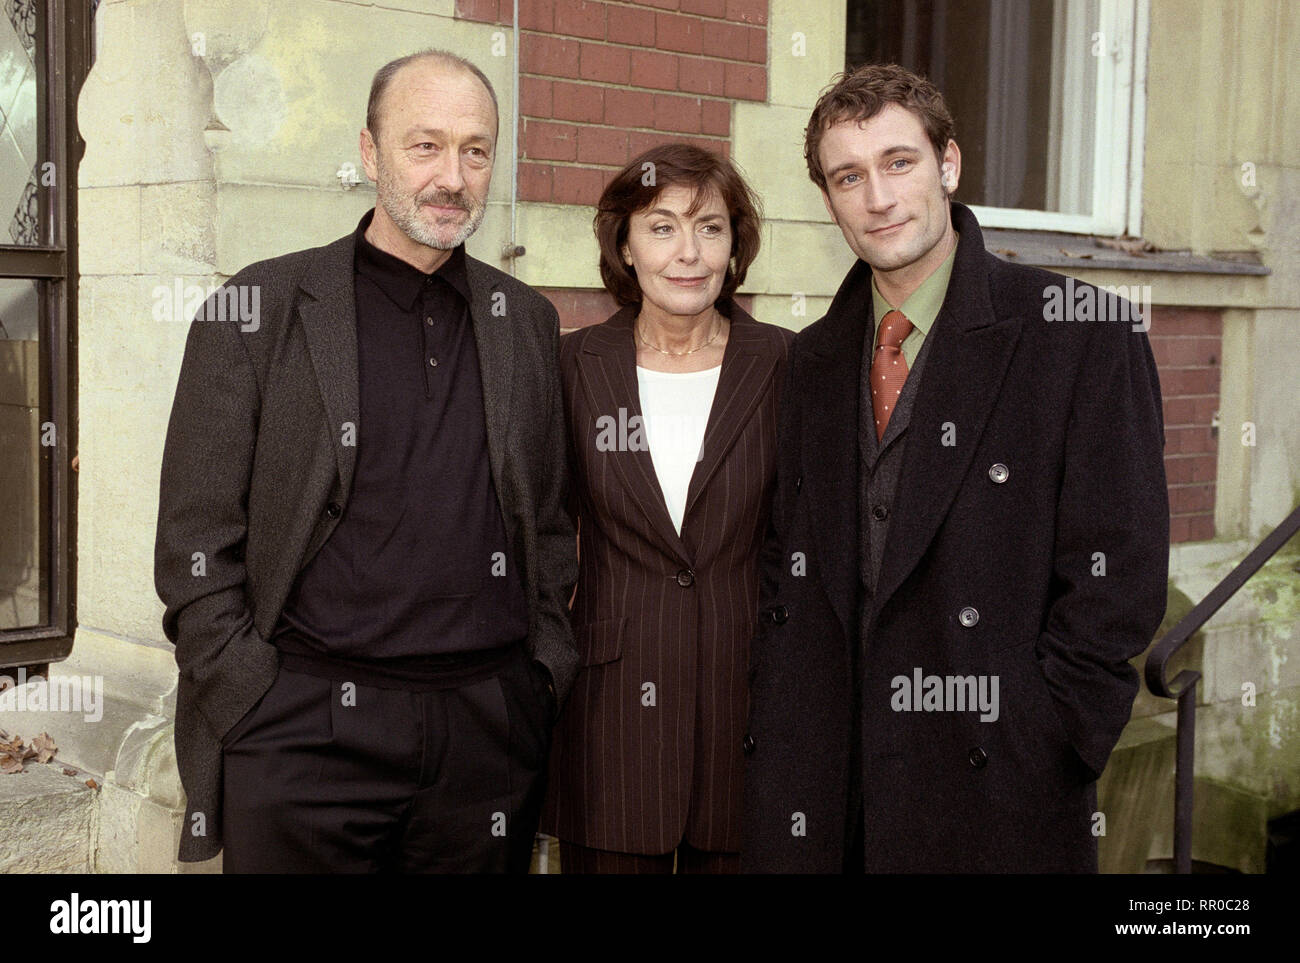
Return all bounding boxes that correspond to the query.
[359,128,379,183]
[940,139,962,194]
[820,188,839,226]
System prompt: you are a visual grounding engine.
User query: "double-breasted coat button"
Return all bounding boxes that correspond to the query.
[742,734,756,754]
[795,475,803,492]
[969,747,988,768]
[771,604,789,624]
[988,463,1009,483]
[958,606,979,627]
[871,504,889,521]
[325,502,342,519]
[676,569,695,587]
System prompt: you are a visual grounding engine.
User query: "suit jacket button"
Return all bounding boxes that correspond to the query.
[676,568,695,587]
[958,606,979,627]
[988,463,1009,484]
[325,502,342,519]
[871,504,889,521]
[742,734,756,754]
[771,604,789,624]
[969,747,988,768]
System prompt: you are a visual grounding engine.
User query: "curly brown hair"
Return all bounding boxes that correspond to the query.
[804,63,955,192]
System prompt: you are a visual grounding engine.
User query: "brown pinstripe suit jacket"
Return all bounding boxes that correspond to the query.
[539,299,792,855]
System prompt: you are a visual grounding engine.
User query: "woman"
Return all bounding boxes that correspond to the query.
[540,144,792,873]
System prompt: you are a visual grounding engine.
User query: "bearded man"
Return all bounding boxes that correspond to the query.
[155,49,577,872]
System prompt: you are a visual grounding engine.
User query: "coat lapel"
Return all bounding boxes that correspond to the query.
[576,306,692,566]
[869,204,1024,618]
[465,255,517,537]
[682,301,780,518]
[805,259,873,640]
[297,233,361,497]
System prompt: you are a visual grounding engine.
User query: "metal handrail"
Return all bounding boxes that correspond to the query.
[1144,503,1300,873]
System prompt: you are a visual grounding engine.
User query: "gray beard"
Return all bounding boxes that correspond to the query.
[376,167,486,250]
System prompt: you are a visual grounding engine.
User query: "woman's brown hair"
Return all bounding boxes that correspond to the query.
[595,143,762,307]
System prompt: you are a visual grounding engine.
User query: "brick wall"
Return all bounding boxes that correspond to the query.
[1149,306,1222,544]
[456,0,769,206]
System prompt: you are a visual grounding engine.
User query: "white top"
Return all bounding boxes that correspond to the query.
[636,364,722,534]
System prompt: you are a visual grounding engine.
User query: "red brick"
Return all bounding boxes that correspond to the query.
[684,135,727,157]
[630,49,679,90]
[724,61,766,100]
[545,287,622,329]
[580,42,630,83]
[1191,453,1218,483]
[1158,367,1220,396]
[627,129,683,158]
[633,0,679,9]
[1151,307,1222,336]
[1164,426,1215,456]
[1164,455,1195,484]
[525,120,578,161]
[604,87,655,126]
[1187,514,1216,541]
[700,97,729,135]
[1150,336,1220,367]
[522,35,582,78]
[654,93,702,133]
[656,12,704,53]
[701,20,749,58]
[554,0,606,39]
[457,0,500,23]
[518,0,554,30]
[1169,514,1190,544]
[521,76,552,117]
[1169,484,1214,514]
[576,124,629,165]
[519,162,554,201]
[607,4,657,45]
[552,81,605,122]
[1162,397,1199,427]
[678,56,725,95]
[746,23,767,62]
[725,0,766,24]
[681,0,726,15]
[552,165,608,205]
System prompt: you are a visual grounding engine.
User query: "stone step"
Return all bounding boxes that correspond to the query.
[0,759,98,872]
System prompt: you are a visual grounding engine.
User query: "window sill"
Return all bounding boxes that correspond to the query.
[982,228,1271,277]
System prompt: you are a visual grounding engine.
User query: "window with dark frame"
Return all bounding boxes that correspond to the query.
[0,0,93,669]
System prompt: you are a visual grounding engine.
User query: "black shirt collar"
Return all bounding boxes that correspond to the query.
[353,209,472,311]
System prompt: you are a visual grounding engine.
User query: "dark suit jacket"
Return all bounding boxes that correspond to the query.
[540,301,792,855]
[742,203,1169,872]
[154,222,578,863]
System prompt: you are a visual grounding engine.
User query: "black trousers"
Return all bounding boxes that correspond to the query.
[220,645,554,873]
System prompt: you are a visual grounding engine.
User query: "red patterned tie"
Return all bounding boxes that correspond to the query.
[871,309,914,441]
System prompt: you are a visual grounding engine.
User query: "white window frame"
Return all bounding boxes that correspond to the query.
[969,0,1148,236]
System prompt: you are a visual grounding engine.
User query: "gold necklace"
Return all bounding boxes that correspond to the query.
[636,316,724,357]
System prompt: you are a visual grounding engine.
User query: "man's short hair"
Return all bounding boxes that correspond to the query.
[804,62,955,192]
[366,49,499,146]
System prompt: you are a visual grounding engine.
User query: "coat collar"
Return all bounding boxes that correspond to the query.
[804,202,1025,635]
[575,298,781,566]
[294,217,515,510]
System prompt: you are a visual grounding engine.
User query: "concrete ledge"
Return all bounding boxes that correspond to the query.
[0,762,97,872]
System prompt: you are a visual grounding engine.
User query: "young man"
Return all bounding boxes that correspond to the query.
[155,50,577,872]
[742,63,1168,872]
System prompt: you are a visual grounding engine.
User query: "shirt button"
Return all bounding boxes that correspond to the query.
[425,316,434,326]
[988,463,1009,484]
[969,747,988,768]
[958,606,979,627]
[325,502,342,519]
[429,357,438,367]
[676,569,695,587]
[871,504,889,521]
[770,604,789,624]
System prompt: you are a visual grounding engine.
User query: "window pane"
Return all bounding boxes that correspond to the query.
[847,0,1100,215]
[0,277,47,630]
[0,0,44,245]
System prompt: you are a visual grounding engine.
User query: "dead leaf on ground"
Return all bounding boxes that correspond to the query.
[84,778,99,790]
[32,732,56,764]
[62,767,78,777]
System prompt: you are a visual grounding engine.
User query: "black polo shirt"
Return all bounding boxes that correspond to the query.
[272,211,529,685]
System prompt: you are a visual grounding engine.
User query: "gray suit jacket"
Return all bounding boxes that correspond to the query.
[154,222,578,863]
